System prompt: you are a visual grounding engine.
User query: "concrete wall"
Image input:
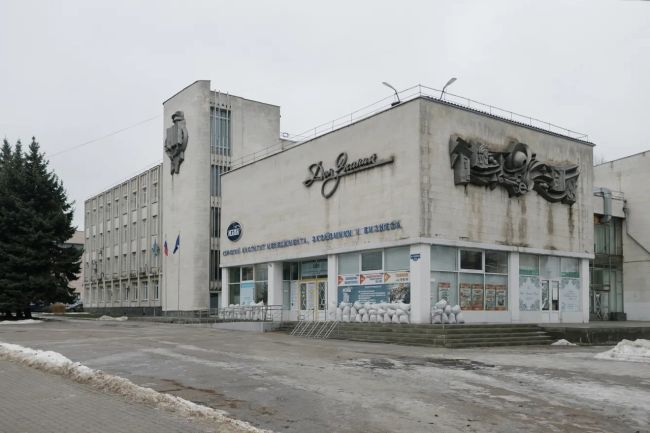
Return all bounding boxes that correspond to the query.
[220,99,423,267]
[594,151,650,320]
[420,100,594,255]
[162,81,212,311]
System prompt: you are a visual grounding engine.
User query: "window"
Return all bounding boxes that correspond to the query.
[153,281,160,300]
[151,216,158,235]
[338,253,359,275]
[384,247,409,271]
[519,255,582,313]
[131,222,137,240]
[210,107,231,155]
[124,286,130,300]
[431,246,509,312]
[229,267,241,305]
[141,219,147,239]
[460,250,483,271]
[361,251,382,272]
[211,208,221,238]
[210,166,229,196]
[141,282,148,300]
[241,266,254,281]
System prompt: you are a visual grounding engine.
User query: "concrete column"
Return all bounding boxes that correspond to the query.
[409,244,431,324]
[581,258,590,323]
[509,252,520,322]
[221,266,230,308]
[327,254,338,318]
[267,262,284,306]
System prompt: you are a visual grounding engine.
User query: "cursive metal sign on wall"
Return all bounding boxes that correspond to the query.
[303,152,395,198]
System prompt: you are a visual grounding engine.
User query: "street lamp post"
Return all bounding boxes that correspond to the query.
[440,77,457,100]
[382,82,401,106]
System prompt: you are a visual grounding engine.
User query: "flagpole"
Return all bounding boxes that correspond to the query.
[177,231,181,312]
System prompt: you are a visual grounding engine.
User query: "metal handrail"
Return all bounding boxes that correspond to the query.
[228,84,589,171]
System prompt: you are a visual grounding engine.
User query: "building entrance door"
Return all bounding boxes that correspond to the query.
[297,279,327,321]
[541,279,561,323]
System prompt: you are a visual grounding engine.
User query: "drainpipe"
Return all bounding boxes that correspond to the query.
[622,200,650,255]
[593,187,612,223]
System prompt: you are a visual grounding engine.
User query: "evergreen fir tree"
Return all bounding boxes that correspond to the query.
[0,138,81,319]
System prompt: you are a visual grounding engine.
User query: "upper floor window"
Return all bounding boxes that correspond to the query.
[210,107,231,156]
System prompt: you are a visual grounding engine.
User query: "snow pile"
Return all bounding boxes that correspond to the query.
[98,315,128,321]
[334,301,411,324]
[551,339,576,346]
[431,300,465,324]
[595,339,650,363]
[0,319,42,325]
[0,342,270,433]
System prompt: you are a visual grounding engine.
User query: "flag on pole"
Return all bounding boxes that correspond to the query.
[152,240,160,257]
[173,234,180,254]
[163,240,169,256]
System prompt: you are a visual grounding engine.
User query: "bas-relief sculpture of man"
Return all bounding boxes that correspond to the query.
[164,111,189,175]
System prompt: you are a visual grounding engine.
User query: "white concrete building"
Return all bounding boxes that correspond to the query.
[593,151,650,320]
[220,96,595,324]
[83,164,163,314]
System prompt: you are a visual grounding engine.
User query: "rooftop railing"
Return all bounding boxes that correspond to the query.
[228,84,589,171]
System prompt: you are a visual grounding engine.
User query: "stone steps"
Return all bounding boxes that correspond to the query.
[278,322,553,348]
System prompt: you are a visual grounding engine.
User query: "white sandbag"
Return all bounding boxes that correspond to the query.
[432,314,442,324]
[378,308,386,315]
[343,305,351,315]
[399,302,411,311]
[435,299,448,310]
[391,314,400,324]
[342,314,350,323]
[359,308,367,315]
[384,314,392,323]
[362,313,370,322]
[442,313,449,324]
[387,308,395,317]
[451,305,461,315]
[444,305,452,315]
[336,308,342,321]
[350,307,357,317]
[369,314,378,323]
[432,308,443,317]
[399,314,410,324]
[364,302,371,310]
[353,301,362,310]
[448,312,456,324]
[355,314,362,322]
[456,312,465,324]
[396,308,405,316]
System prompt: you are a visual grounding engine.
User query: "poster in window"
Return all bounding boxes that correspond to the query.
[359,273,384,285]
[471,284,484,310]
[338,285,390,304]
[519,276,541,311]
[561,278,581,312]
[337,274,359,286]
[459,283,472,309]
[305,282,317,310]
[438,281,451,302]
[485,285,496,310]
[383,271,410,284]
[240,281,255,305]
[495,285,507,311]
[389,283,410,303]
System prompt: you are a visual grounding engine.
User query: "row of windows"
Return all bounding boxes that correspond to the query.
[210,107,231,156]
[87,281,160,303]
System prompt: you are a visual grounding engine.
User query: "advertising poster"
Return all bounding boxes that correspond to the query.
[459,283,472,309]
[383,271,410,284]
[359,273,384,285]
[240,281,255,305]
[471,284,484,310]
[495,286,507,311]
[485,285,496,310]
[389,283,410,303]
[338,284,390,304]
[438,281,451,302]
[337,274,359,286]
[519,276,541,311]
[561,278,581,312]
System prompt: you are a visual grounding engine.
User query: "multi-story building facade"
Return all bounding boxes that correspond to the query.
[83,164,163,314]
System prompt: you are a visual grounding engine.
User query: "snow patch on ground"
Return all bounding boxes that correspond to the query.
[0,341,271,433]
[98,315,128,321]
[595,339,650,363]
[551,339,576,346]
[0,319,42,325]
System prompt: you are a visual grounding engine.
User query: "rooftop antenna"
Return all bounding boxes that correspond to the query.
[440,77,457,100]
[382,82,401,106]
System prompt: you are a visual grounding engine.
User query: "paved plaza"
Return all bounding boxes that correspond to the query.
[1,318,649,433]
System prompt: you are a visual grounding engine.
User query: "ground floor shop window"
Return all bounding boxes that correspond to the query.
[337,248,410,305]
[519,254,581,312]
[283,259,328,311]
[430,246,508,311]
[228,265,268,305]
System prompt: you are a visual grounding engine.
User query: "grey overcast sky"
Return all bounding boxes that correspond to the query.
[1,0,649,229]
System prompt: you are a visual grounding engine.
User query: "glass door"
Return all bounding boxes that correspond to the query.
[541,279,560,322]
[298,279,327,321]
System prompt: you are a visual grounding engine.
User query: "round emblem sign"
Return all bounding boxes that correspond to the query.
[227,222,242,242]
